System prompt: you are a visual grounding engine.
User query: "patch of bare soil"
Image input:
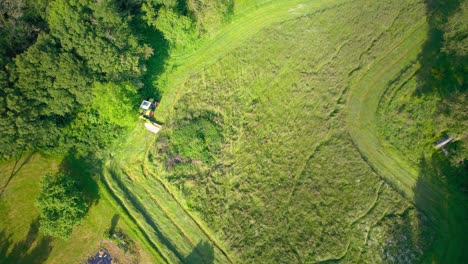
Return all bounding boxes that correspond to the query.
[100,240,138,264]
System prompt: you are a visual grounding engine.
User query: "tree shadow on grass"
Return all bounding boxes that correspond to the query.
[380,0,467,260]
[413,152,468,263]
[402,1,468,260]
[0,218,53,264]
[416,0,466,97]
[184,241,214,264]
[59,152,100,211]
[130,10,170,102]
[380,151,467,263]
[142,27,169,101]
[0,153,34,197]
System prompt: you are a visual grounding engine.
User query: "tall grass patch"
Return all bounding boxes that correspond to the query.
[150,0,435,262]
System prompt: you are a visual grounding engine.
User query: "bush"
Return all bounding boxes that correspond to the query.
[36,173,88,240]
[169,117,223,164]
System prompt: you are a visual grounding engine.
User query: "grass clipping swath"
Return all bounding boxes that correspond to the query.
[144,121,162,134]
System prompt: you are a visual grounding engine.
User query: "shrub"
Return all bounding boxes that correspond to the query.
[36,173,88,240]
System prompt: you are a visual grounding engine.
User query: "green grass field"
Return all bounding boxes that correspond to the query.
[1,0,466,263]
[0,154,155,263]
[148,0,450,262]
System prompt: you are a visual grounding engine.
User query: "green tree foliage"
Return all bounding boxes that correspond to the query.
[443,1,467,56]
[0,33,91,157]
[47,0,151,81]
[0,0,155,159]
[61,81,139,156]
[185,0,233,35]
[36,173,88,240]
[2,34,89,154]
[142,0,232,47]
[64,109,124,156]
[11,34,90,116]
[142,1,196,48]
[91,82,139,128]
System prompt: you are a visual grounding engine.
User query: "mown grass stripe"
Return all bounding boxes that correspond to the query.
[347,17,428,199]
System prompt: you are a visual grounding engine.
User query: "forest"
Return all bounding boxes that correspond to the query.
[0,0,232,160]
[0,0,466,263]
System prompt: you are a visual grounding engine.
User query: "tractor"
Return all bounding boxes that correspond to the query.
[139,100,162,134]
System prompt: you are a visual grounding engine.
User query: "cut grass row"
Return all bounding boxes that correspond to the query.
[347,17,429,200]
[150,0,435,262]
[346,2,467,262]
[101,125,233,263]
[101,0,381,262]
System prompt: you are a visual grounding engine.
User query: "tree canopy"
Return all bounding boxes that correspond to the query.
[36,173,88,240]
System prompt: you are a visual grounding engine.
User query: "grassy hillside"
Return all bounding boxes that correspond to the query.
[1,0,465,263]
[0,154,154,263]
[101,125,233,263]
[148,0,446,262]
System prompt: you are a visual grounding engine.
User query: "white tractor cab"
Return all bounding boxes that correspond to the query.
[140,100,162,134]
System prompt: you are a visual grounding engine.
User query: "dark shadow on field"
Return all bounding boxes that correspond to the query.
[414,152,468,262]
[0,153,34,198]
[382,150,467,262]
[184,241,214,264]
[130,10,169,102]
[416,0,466,97]
[109,214,120,235]
[142,28,168,101]
[381,1,468,262]
[0,219,53,264]
[59,153,100,212]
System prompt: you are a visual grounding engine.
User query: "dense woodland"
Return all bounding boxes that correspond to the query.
[0,0,233,240]
[0,0,232,160]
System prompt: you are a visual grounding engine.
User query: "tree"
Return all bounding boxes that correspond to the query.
[91,81,139,128]
[36,173,88,240]
[47,0,151,81]
[142,0,197,48]
[0,33,91,158]
[443,1,467,57]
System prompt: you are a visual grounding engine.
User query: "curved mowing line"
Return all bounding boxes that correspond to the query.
[346,17,427,200]
[155,0,352,121]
